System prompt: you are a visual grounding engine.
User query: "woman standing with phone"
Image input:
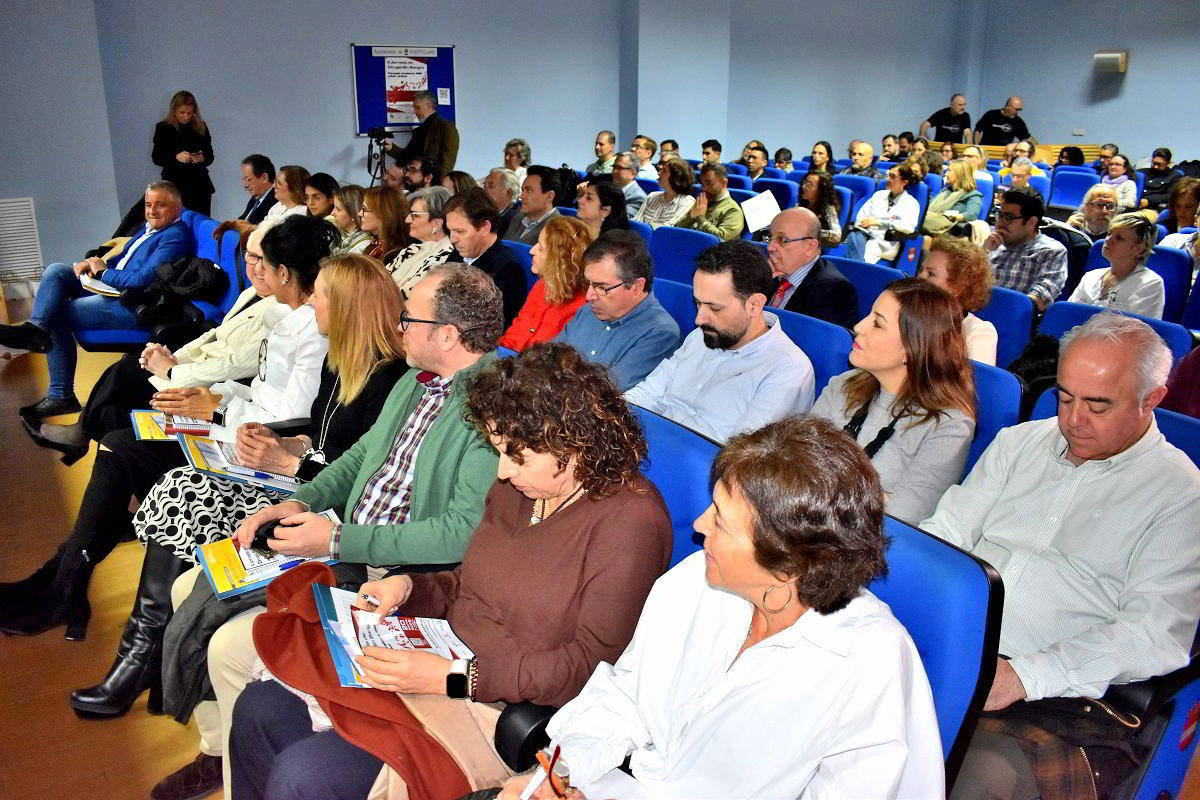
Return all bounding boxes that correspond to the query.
[152,90,215,214]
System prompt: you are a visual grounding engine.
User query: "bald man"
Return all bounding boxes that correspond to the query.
[838,141,884,181]
[974,96,1035,146]
[763,208,858,329]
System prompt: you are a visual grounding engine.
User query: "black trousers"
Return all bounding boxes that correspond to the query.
[81,354,156,442]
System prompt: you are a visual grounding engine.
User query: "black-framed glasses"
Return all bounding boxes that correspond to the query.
[398,311,443,332]
[763,233,816,246]
[245,252,264,267]
[584,279,630,296]
[997,212,1029,224]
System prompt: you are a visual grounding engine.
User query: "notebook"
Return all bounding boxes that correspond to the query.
[177,433,301,493]
[196,510,340,599]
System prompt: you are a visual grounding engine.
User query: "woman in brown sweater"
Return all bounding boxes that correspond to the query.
[229,342,672,800]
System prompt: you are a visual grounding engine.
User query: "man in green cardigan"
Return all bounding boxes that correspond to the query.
[236,264,503,567]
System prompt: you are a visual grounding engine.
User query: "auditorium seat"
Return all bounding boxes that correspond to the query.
[628,219,653,248]
[726,174,752,191]
[502,240,536,292]
[752,178,798,211]
[1048,170,1101,211]
[555,206,577,217]
[635,178,660,195]
[684,158,702,168]
[773,307,852,396]
[1182,271,1200,331]
[966,360,1021,477]
[727,188,756,206]
[924,173,943,195]
[974,173,995,214]
[650,278,696,337]
[1052,165,1099,177]
[1082,242,1192,323]
[1134,170,1146,205]
[974,286,1034,368]
[786,169,808,186]
[723,162,748,176]
[648,227,720,284]
[824,256,903,321]
[832,174,875,211]
[833,185,853,233]
[1039,302,1192,362]
[762,167,786,180]
[1157,224,1168,243]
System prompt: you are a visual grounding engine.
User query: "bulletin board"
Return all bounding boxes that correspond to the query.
[351,44,456,135]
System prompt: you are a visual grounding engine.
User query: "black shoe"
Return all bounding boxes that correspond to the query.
[19,394,82,419]
[0,322,51,353]
[20,417,89,465]
[0,545,92,640]
[151,753,223,800]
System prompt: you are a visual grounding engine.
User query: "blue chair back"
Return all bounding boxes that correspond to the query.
[752,179,798,211]
[1183,269,1200,330]
[726,174,752,191]
[832,174,875,210]
[762,167,787,180]
[648,227,720,284]
[723,162,748,176]
[1156,224,1168,244]
[635,178,660,195]
[833,186,853,232]
[628,219,653,248]
[727,188,756,206]
[1039,302,1193,362]
[1053,165,1098,177]
[908,181,931,221]
[502,240,536,293]
[1026,174,1051,200]
[986,159,1004,171]
[967,361,1021,477]
[924,173,944,195]
[555,206,577,217]
[1082,241,1191,323]
[825,256,903,321]
[1134,171,1146,204]
[632,406,720,567]
[651,278,696,337]
[1048,170,1101,210]
[684,158,702,168]
[875,161,898,172]
[974,173,995,212]
[786,169,809,186]
[974,286,1034,369]
[773,308,852,397]
[834,158,852,170]
[868,516,1002,782]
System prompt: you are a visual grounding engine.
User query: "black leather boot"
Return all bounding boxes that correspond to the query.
[0,544,92,640]
[69,541,188,717]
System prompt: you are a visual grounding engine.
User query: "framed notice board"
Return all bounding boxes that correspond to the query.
[351,44,456,135]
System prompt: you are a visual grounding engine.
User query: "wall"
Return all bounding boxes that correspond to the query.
[0,0,120,263]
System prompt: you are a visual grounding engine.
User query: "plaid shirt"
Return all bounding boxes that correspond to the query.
[988,232,1068,305]
[331,371,452,559]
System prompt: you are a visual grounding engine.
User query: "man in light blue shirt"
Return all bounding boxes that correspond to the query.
[554,230,679,390]
[626,240,814,442]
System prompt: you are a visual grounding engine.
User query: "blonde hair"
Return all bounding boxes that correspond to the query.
[1108,212,1157,268]
[163,90,207,135]
[538,216,596,304]
[321,253,406,404]
[947,159,976,192]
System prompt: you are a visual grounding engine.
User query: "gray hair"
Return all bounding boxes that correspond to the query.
[1011,157,1035,170]
[412,90,437,107]
[427,263,504,353]
[614,151,636,170]
[485,168,521,201]
[409,186,453,220]
[146,180,182,204]
[1060,311,1172,403]
[504,138,531,166]
[1079,183,1118,211]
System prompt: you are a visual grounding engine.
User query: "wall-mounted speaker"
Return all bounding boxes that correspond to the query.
[1093,50,1128,73]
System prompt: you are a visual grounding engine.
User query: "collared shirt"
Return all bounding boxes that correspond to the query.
[771,255,820,309]
[634,192,695,229]
[988,232,1068,305]
[621,180,647,216]
[625,313,814,443]
[921,418,1200,701]
[503,207,559,246]
[547,552,945,798]
[636,162,658,180]
[343,372,453,558]
[838,164,885,181]
[112,223,157,271]
[585,154,616,174]
[553,293,680,391]
[1069,264,1165,319]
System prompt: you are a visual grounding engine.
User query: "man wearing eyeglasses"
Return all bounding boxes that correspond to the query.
[1063,184,1119,241]
[611,153,647,217]
[631,135,659,179]
[554,230,679,390]
[763,208,858,329]
[983,188,1067,311]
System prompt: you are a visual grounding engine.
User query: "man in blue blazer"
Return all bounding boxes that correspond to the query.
[0,181,194,417]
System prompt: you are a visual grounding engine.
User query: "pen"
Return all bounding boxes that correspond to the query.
[277,560,306,571]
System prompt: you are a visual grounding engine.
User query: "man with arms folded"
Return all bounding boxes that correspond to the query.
[983,187,1067,311]
[554,230,679,390]
[678,162,746,242]
[626,240,813,442]
[764,208,858,329]
[502,165,560,246]
[923,312,1200,800]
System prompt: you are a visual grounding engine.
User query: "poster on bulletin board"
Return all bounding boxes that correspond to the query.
[351,44,456,135]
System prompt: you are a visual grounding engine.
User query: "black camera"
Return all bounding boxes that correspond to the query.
[367,126,394,142]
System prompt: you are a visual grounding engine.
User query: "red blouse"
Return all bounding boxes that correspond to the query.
[497,279,587,351]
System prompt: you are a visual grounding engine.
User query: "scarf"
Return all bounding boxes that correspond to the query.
[1102,174,1129,186]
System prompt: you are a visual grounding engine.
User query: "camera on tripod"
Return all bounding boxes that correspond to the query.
[368,126,394,143]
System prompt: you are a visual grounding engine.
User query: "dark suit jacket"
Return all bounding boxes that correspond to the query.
[240,188,277,223]
[777,257,859,330]
[464,238,526,328]
[396,112,460,174]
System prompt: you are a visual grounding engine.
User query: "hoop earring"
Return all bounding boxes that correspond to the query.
[762,584,792,615]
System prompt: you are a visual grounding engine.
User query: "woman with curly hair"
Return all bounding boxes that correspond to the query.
[228,342,673,800]
[797,170,842,246]
[498,216,595,351]
[918,236,997,364]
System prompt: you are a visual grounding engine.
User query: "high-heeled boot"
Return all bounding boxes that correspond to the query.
[0,545,92,640]
[69,541,188,717]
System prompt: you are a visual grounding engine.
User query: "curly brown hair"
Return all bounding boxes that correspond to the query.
[464,342,647,497]
[928,235,991,312]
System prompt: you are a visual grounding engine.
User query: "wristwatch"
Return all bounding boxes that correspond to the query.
[446,659,470,699]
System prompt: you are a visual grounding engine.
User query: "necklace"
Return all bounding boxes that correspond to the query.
[306,376,340,465]
[529,484,586,525]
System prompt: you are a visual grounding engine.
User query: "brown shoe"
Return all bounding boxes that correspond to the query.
[150,752,222,800]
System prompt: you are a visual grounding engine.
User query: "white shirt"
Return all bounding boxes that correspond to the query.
[921,418,1200,701]
[208,303,328,428]
[548,552,945,799]
[263,202,308,222]
[111,223,157,270]
[854,189,920,263]
[1069,265,1166,319]
[636,162,658,180]
[624,313,814,443]
[962,312,998,365]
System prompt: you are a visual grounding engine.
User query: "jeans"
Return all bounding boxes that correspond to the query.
[843,229,869,261]
[31,262,139,398]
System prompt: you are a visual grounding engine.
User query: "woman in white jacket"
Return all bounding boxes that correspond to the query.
[843,163,921,264]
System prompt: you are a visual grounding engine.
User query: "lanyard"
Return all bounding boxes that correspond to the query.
[843,396,904,459]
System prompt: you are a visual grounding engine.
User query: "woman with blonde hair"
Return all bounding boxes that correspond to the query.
[360,185,412,262]
[922,159,982,239]
[918,236,997,364]
[152,90,215,214]
[1070,213,1165,318]
[498,215,595,350]
[330,184,371,255]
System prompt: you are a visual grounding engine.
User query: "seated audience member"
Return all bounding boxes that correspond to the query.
[843,163,921,265]
[1161,177,1200,234]
[264,165,311,222]
[635,158,696,229]
[382,161,405,192]
[403,156,439,192]
[1094,142,1119,175]
[839,141,884,180]
[238,154,277,223]
[303,173,338,218]
[912,137,929,157]
[554,230,679,390]
[626,241,814,442]
[578,180,631,237]
[445,188,525,327]
[744,144,769,181]
[503,165,561,245]
[735,139,766,167]
[1069,213,1165,318]
[585,129,617,174]
[383,90,459,173]
[894,131,915,161]
[503,137,531,186]
[1057,145,1086,167]
[0,182,192,415]
[701,138,723,164]
[359,185,412,262]
[1066,184,1119,240]
[904,156,927,182]
[998,141,1044,177]
[483,168,522,235]
[921,93,972,143]
[658,138,679,162]
[797,171,842,246]
[961,145,991,182]
[809,140,835,176]
[611,151,646,216]
[920,150,945,179]
[765,208,857,329]
[974,96,1034,145]
[159,265,505,797]
[922,159,983,238]
[984,187,1067,310]
[940,141,957,164]
[773,147,794,173]
[70,253,404,725]
[0,216,336,643]
[499,216,594,351]
[881,134,900,160]
[631,134,658,179]
[499,415,944,800]
[918,236,997,365]
[923,312,1200,800]
[679,162,746,242]
[1163,346,1200,418]
[228,341,672,800]
[813,278,976,523]
[1103,153,1138,212]
[387,186,455,295]
[441,170,478,196]
[329,185,371,255]
[994,157,1036,211]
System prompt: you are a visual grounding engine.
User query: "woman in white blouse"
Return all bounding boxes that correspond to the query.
[499,415,943,800]
[262,165,311,222]
[387,186,455,296]
[634,158,695,228]
[843,163,921,264]
[1070,213,1165,319]
[918,235,998,364]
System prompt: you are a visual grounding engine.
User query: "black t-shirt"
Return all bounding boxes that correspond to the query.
[925,108,971,141]
[975,109,1030,145]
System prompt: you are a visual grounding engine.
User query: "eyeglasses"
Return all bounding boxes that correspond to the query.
[763,233,816,246]
[245,252,264,266]
[398,311,443,332]
[1087,201,1117,211]
[584,279,630,296]
[361,206,375,215]
[996,212,1028,224]
[407,210,430,218]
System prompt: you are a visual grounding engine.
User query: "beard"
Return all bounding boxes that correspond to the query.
[700,323,744,350]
